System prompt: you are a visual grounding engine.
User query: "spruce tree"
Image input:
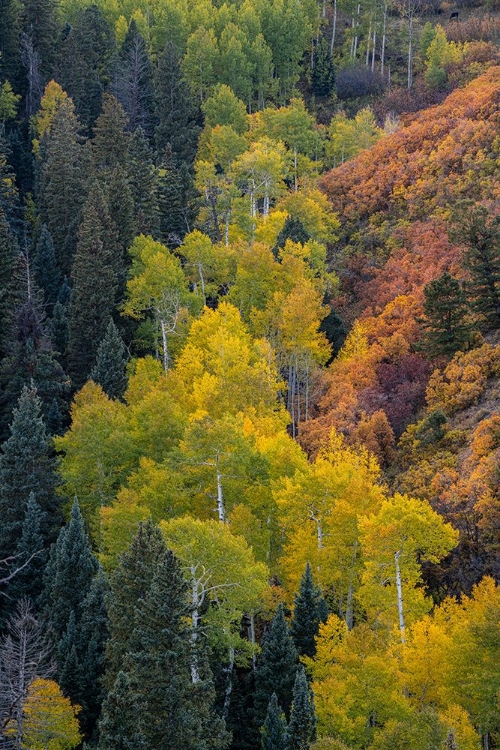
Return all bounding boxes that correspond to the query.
[7,491,47,605]
[99,671,145,750]
[291,563,328,658]
[0,386,59,560]
[127,126,159,237]
[105,519,168,688]
[67,186,118,389]
[38,97,87,276]
[92,93,130,176]
[114,20,153,133]
[452,204,500,330]
[273,217,310,257]
[42,498,98,641]
[0,205,18,359]
[261,693,288,750]
[286,666,316,750]
[56,5,114,133]
[126,549,229,749]
[311,37,335,97]
[154,42,201,166]
[33,224,61,310]
[90,319,129,400]
[254,604,298,726]
[157,146,197,248]
[419,272,473,357]
[106,166,136,262]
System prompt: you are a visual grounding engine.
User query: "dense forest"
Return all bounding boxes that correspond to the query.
[0,0,499,745]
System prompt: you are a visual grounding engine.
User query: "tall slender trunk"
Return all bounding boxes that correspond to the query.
[395,550,406,643]
[216,460,226,522]
[330,0,337,51]
[371,30,377,72]
[381,2,388,76]
[366,21,372,66]
[160,318,169,374]
[345,540,358,630]
[223,647,235,717]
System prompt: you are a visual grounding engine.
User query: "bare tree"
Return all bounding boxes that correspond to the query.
[0,599,53,749]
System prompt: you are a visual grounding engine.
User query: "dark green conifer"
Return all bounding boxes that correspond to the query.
[106,166,136,262]
[452,204,500,330]
[274,217,310,257]
[311,37,335,97]
[90,319,128,400]
[67,186,117,389]
[157,146,198,248]
[0,386,58,560]
[286,666,316,750]
[261,693,288,750]
[4,491,47,611]
[33,224,61,310]
[99,671,145,750]
[419,272,473,357]
[105,519,168,688]
[56,5,114,132]
[21,0,58,80]
[92,93,130,176]
[42,498,98,640]
[38,98,87,275]
[46,396,64,435]
[127,126,159,237]
[254,604,298,725]
[154,42,201,166]
[126,549,229,749]
[114,20,153,133]
[0,206,18,358]
[291,563,328,658]
[58,610,84,703]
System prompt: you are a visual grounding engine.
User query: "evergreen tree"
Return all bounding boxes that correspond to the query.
[419,272,473,357]
[56,5,115,132]
[92,93,130,176]
[0,253,69,428]
[254,604,298,726]
[127,126,159,237]
[77,569,110,741]
[114,20,153,134]
[67,186,118,389]
[105,520,168,688]
[106,165,136,265]
[157,146,198,248]
[319,302,347,362]
[21,0,58,80]
[0,206,18,359]
[58,609,84,704]
[90,319,129,400]
[452,204,500,330]
[291,563,328,658]
[261,693,288,750]
[4,491,47,612]
[0,386,59,560]
[38,97,87,275]
[125,549,230,749]
[46,396,64,435]
[311,37,335,97]
[0,0,22,87]
[154,42,201,166]
[286,666,316,750]
[273,217,310,257]
[33,224,61,310]
[42,498,98,641]
[99,671,144,750]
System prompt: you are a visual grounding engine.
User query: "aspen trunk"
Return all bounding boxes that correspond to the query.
[395,550,406,642]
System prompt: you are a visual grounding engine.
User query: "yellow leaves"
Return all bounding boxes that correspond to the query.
[31,81,71,156]
[21,679,81,750]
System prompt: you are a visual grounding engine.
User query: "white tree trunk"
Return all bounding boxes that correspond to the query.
[160,318,169,374]
[395,550,406,643]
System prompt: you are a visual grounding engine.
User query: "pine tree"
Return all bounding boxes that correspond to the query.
[106,166,136,265]
[0,205,18,359]
[273,217,310,257]
[452,204,500,330]
[105,520,168,688]
[286,666,316,750]
[254,604,298,726]
[157,146,198,248]
[126,549,230,749]
[67,186,118,389]
[127,126,159,236]
[99,671,145,750]
[0,386,59,560]
[92,93,130,176]
[291,563,328,658]
[33,224,61,310]
[90,319,128,400]
[419,272,473,357]
[261,693,288,750]
[42,498,98,641]
[114,20,153,134]
[7,491,47,605]
[311,37,335,97]
[38,97,87,276]
[154,42,201,167]
[56,5,114,133]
